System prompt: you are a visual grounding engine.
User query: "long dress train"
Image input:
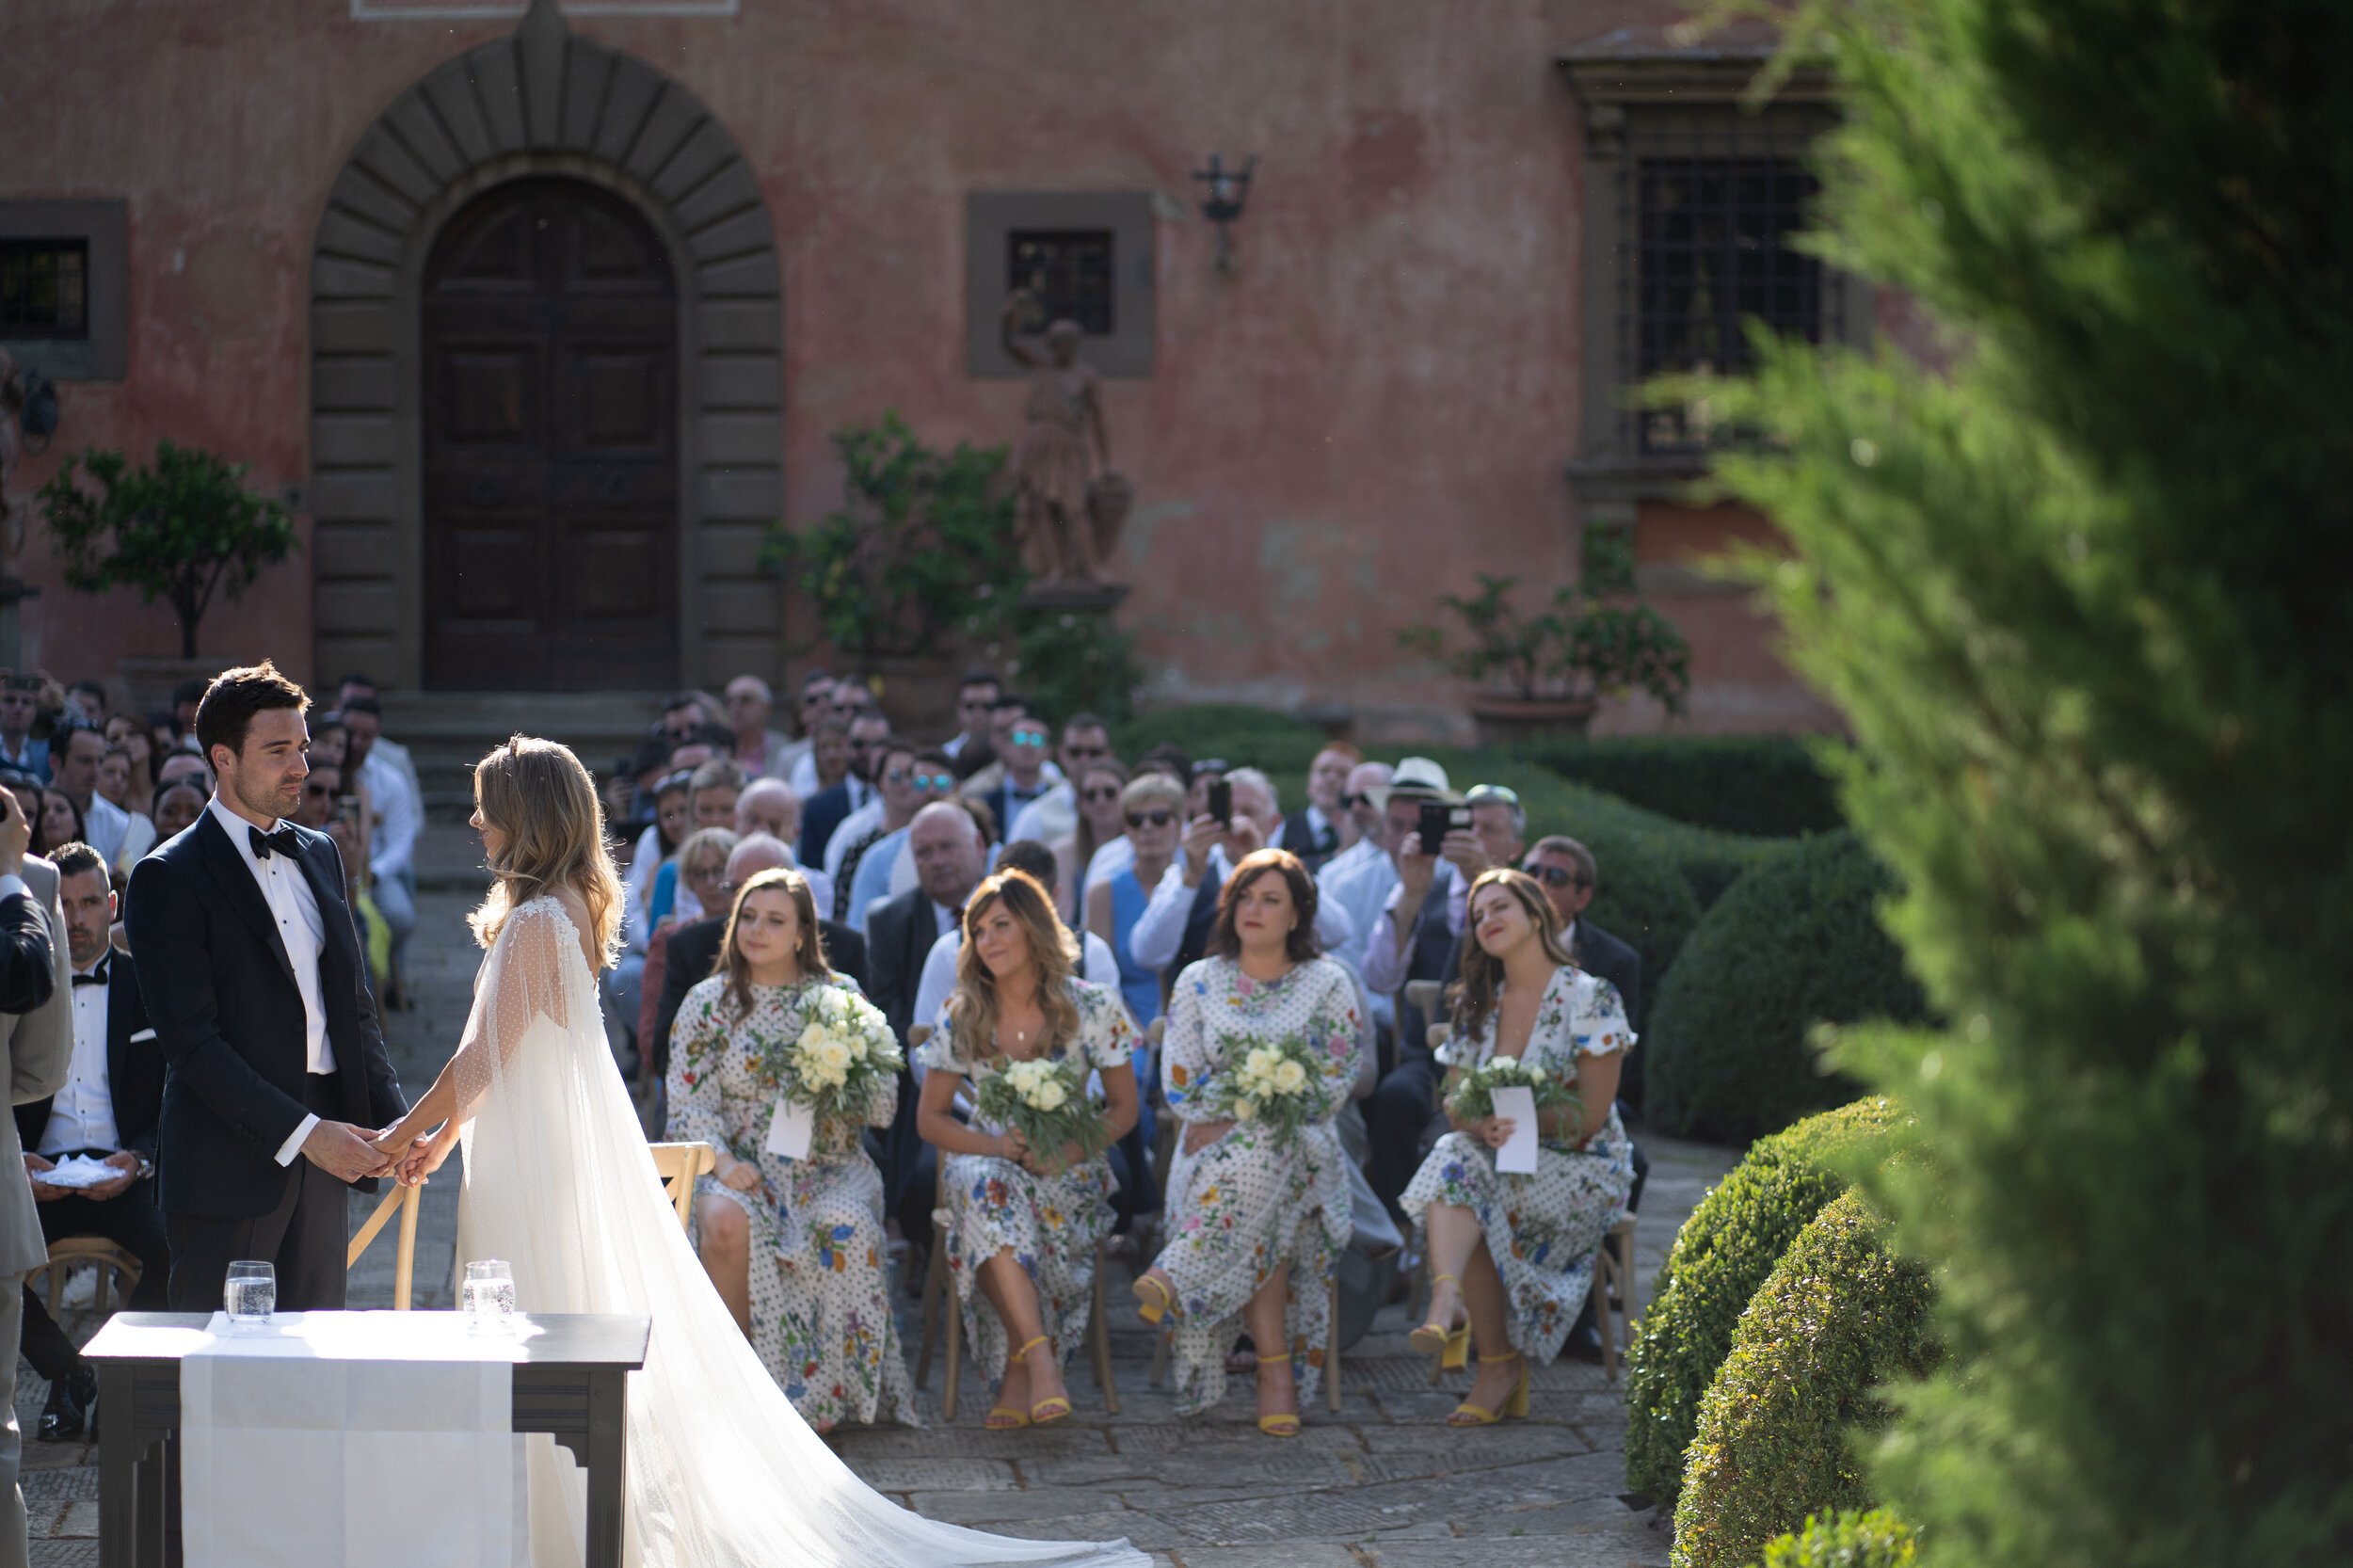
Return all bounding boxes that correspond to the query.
[448,896,1145,1568]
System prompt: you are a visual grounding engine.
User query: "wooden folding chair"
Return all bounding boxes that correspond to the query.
[1145,1272,1343,1413]
[345,1180,423,1309]
[35,1238,142,1317]
[648,1141,717,1229]
[1590,1214,1638,1383]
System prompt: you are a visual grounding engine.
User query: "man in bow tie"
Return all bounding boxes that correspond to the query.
[125,663,407,1313]
[15,840,166,1441]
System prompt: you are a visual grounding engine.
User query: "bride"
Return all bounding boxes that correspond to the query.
[374,737,1145,1568]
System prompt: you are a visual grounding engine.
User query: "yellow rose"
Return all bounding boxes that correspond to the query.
[1272,1059,1309,1095]
[1235,1097,1259,1121]
[1031,1079,1069,1112]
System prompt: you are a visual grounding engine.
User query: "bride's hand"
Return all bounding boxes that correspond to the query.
[396,1125,459,1187]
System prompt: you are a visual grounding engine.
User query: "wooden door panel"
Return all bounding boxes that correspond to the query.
[421,177,680,691]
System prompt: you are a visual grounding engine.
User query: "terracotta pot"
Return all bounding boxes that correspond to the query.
[1466,693,1598,746]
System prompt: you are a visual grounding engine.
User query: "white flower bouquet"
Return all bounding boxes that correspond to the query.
[1446,1055,1579,1126]
[1209,1032,1328,1145]
[777,986,904,1122]
[973,1056,1107,1169]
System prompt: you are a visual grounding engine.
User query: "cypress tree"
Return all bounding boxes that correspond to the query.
[1699,1,2353,1562]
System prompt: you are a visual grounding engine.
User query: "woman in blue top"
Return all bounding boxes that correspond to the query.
[1087,770,1184,1029]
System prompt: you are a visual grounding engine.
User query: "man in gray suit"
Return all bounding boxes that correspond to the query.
[0,787,72,1568]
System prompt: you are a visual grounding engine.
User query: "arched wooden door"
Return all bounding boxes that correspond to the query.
[421,177,679,690]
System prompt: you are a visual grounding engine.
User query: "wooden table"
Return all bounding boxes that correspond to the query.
[82,1311,650,1568]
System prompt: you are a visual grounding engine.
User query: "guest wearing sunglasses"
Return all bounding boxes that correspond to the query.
[1521,835,1642,1026]
[1087,771,1184,1030]
[1003,712,1115,853]
[975,715,1057,855]
[837,744,957,933]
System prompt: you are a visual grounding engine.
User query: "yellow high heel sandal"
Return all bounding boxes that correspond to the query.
[1408,1273,1471,1370]
[1132,1272,1174,1326]
[1021,1335,1072,1425]
[984,1336,1038,1432]
[1447,1353,1530,1428]
[1255,1353,1302,1438]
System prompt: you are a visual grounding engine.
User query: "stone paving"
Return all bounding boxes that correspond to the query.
[23,835,1738,1566]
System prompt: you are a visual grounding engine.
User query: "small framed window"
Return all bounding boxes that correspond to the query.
[1007,230,1115,336]
[0,240,90,339]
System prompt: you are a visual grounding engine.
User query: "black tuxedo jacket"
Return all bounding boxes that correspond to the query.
[864,887,949,1047]
[797,781,856,869]
[1573,918,1643,1027]
[649,911,867,1080]
[13,956,161,1161]
[126,809,406,1218]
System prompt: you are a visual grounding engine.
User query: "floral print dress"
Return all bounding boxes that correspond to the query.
[1157,955,1360,1416]
[1400,963,1637,1364]
[666,973,917,1432]
[916,979,1137,1391]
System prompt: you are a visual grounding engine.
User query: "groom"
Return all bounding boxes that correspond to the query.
[126,662,407,1312]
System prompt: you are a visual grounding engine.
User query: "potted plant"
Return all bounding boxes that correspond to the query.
[38,441,297,658]
[1399,527,1690,743]
[762,410,1028,729]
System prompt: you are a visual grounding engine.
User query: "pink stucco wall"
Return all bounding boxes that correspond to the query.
[3,0,1813,735]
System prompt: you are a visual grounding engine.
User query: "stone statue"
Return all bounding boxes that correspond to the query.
[1000,289,1117,584]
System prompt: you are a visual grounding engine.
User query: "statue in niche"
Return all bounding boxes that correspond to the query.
[1000,289,1128,584]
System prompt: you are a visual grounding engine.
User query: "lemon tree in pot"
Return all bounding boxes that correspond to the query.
[1399,528,1690,742]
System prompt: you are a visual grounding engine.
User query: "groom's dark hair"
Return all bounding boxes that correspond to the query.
[195,662,310,768]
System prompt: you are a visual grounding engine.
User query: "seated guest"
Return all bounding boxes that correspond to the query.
[1401,869,1635,1425]
[1316,760,1397,981]
[17,842,166,1440]
[734,777,830,913]
[811,713,893,880]
[325,792,392,992]
[294,761,344,831]
[152,752,210,795]
[645,835,867,1117]
[1085,771,1181,1032]
[975,713,1058,854]
[722,675,799,782]
[1465,783,1528,873]
[649,825,739,935]
[846,748,959,921]
[0,673,50,775]
[913,869,1139,1430]
[1132,849,1359,1436]
[1079,746,1192,891]
[688,757,745,834]
[940,668,1000,766]
[149,781,206,846]
[102,714,156,820]
[1522,835,1642,1022]
[49,724,132,870]
[608,767,696,1050]
[665,869,913,1432]
[790,716,859,867]
[836,744,952,930]
[1124,775,1357,991]
[1273,743,1361,873]
[340,696,420,967]
[99,747,155,874]
[1047,756,1125,922]
[1006,712,1114,855]
[0,773,40,835]
[781,672,840,797]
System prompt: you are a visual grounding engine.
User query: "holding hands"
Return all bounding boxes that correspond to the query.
[302,1119,403,1183]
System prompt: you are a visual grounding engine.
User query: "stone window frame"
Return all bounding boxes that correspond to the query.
[966,191,1156,378]
[0,200,129,382]
[1560,41,1870,509]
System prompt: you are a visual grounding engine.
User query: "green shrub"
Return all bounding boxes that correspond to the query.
[1514,735,1847,840]
[1755,1510,1918,1568]
[1625,1097,1904,1506]
[1644,832,1925,1143]
[1672,1191,1938,1568]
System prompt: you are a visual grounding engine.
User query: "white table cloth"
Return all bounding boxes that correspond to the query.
[181,1310,526,1568]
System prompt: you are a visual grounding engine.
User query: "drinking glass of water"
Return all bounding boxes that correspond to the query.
[462,1259,517,1333]
[224,1260,275,1330]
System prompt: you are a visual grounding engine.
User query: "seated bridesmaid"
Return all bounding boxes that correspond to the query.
[914,869,1140,1431]
[1132,848,1360,1436]
[1401,868,1636,1426]
[665,868,915,1433]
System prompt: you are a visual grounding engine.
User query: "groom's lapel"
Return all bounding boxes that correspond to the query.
[193,811,298,991]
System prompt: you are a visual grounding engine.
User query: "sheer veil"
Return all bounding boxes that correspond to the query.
[451,896,1146,1568]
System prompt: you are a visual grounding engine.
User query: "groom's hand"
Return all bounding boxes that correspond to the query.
[302,1120,398,1182]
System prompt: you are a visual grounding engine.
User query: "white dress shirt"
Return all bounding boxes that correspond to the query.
[1360,861,1468,997]
[80,793,133,868]
[1317,840,1399,977]
[39,954,120,1156]
[910,925,1121,1083]
[822,797,887,882]
[1005,781,1078,849]
[360,749,422,882]
[207,796,335,1165]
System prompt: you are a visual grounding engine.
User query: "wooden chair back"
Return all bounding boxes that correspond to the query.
[648,1141,716,1229]
[36,1238,143,1317]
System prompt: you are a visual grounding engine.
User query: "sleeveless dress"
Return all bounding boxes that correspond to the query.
[1107,869,1162,1028]
[449,896,1144,1568]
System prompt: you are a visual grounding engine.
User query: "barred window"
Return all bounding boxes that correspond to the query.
[1007,230,1114,336]
[0,239,88,339]
[1625,153,1838,456]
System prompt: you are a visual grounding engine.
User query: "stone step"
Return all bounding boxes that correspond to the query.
[376,691,667,816]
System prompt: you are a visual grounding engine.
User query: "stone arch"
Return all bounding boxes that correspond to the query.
[307,0,783,690]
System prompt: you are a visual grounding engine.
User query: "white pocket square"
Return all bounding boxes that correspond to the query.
[130,1029,156,1043]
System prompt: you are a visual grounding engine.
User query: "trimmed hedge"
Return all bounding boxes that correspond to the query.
[1671,1191,1937,1568]
[1515,734,1848,840]
[1625,1097,1904,1505]
[1755,1510,1918,1568]
[1644,831,1926,1142]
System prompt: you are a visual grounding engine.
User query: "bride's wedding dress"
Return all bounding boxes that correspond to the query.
[447,896,1146,1567]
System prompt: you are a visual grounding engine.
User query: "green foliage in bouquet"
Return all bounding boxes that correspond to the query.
[974,1058,1107,1172]
[1444,1055,1580,1128]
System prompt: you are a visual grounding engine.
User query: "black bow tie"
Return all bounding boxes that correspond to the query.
[249,824,303,861]
[72,967,106,988]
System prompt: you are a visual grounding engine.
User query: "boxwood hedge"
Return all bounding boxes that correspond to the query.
[1625,1096,1904,1505]
[1671,1190,1937,1568]
[1514,734,1848,840]
[1754,1510,1917,1568]
[1643,830,1926,1142]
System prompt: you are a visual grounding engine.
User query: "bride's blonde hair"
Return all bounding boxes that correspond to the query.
[468,735,625,963]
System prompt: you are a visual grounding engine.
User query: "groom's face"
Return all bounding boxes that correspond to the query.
[223,707,312,824]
